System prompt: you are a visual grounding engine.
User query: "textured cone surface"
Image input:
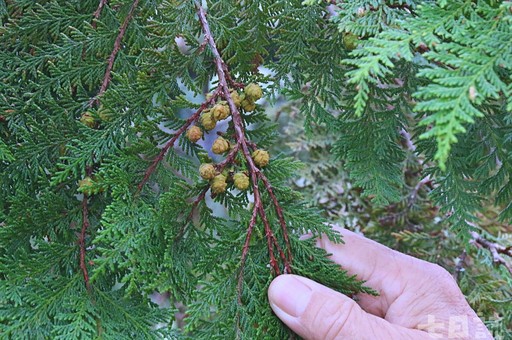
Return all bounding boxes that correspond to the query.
[212,137,230,154]
[186,126,203,142]
[233,172,250,190]
[241,99,256,112]
[211,174,227,194]
[78,177,94,195]
[252,149,269,167]
[199,163,216,180]
[212,104,230,121]
[230,91,241,107]
[80,112,96,128]
[200,112,216,131]
[244,83,263,101]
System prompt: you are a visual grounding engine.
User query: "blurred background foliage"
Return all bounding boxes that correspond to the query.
[266,97,512,337]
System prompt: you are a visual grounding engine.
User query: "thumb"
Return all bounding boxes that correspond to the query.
[268,275,429,340]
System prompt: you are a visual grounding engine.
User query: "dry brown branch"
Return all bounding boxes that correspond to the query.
[470,231,512,275]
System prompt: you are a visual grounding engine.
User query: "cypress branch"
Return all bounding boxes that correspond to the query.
[92,0,140,106]
[1,1,510,338]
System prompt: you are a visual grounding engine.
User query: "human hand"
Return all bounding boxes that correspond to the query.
[267,226,493,339]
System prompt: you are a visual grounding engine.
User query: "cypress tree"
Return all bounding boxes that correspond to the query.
[1,0,510,338]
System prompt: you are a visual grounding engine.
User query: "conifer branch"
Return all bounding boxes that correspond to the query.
[174,185,210,242]
[215,144,240,171]
[408,175,432,208]
[92,0,108,29]
[136,91,220,193]
[188,186,209,221]
[3,1,511,337]
[78,165,95,292]
[259,204,285,273]
[260,176,293,271]
[470,232,512,275]
[76,0,110,300]
[236,205,258,338]
[91,0,140,106]
[255,184,280,275]
[195,2,292,274]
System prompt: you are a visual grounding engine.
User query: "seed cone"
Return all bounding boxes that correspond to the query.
[80,112,96,128]
[230,91,241,107]
[212,137,230,154]
[252,149,269,168]
[186,125,203,143]
[200,111,216,131]
[199,163,216,180]
[211,174,227,194]
[78,177,94,195]
[244,83,263,101]
[241,99,256,112]
[212,103,230,121]
[233,172,250,190]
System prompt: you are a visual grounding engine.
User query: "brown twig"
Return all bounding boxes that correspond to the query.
[136,90,220,193]
[194,5,293,335]
[470,231,512,275]
[259,174,292,272]
[188,186,210,220]
[222,62,245,89]
[236,204,259,338]
[136,6,292,331]
[215,144,240,172]
[257,203,281,275]
[258,204,286,274]
[408,174,432,208]
[399,127,416,152]
[195,6,295,335]
[195,3,292,273]
[92,0,109,29]
[91,0,140,106]
[174,186,210,242]
[78,165,95,292]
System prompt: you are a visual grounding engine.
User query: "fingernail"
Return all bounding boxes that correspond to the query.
[268,275,312,317]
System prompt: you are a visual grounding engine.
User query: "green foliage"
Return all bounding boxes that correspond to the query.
[1,0,511,338]
[342,0,512,170]
[272,100,512,339]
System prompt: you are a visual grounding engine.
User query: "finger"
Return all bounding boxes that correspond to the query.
[268,275,430,340]
[315,226,444,317]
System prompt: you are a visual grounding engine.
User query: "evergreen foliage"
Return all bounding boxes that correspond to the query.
[0,0,511,338]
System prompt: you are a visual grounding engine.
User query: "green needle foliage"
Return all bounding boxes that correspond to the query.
[0,0,511,339]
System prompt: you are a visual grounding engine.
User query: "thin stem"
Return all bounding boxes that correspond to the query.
[258,204,284,274]
[91,0,140,106]
[470,231,512,275]
[174,186,210,242]
[215,144,240,171]
[136,91,220,192]
[408,174,432,209]
[195,3,292,273]
[92,0,108,29]
[236,204,259,338]
[259,173,292,273]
